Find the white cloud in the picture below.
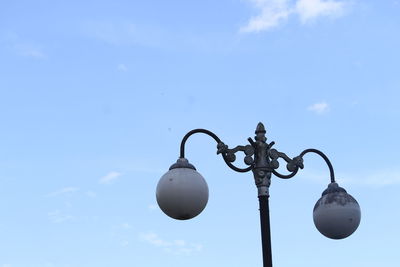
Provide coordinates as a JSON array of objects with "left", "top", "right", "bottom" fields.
[
  {"left": 296, "top": 0, "right": 346, "bottom": 23},
  {"left": 140, "top": 232, "right": 203, "bottom": 255},
  {"left": 241, "top": 0, "right": 350, "bottom": 32},
  {"left": 46, "top": 187, "right": 80, "bottom": 197},
  {"left": 117, "top": 63, "right": 128, "bottom": 72},
  {"left": 240, "top": 0, "right": 293, "bottom": 33},
  {"left": 99, "top": 171, "right": 122, "bottom": 184},
  {"left": 307, "top": 101, "right": 329, "bottom": 114},
  {"left": 48, "top": 210, "right": 74, "bottom": 223},
  {"left": 2, "top": 264, "right": 12, "bottom": 267}
]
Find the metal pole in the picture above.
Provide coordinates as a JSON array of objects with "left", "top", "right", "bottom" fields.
[
  {"left": 259, "top": 195, "right": 273, "bottom": 267},
  {"left": 251, "top": 123, "right": 273, "bottom": 266}
]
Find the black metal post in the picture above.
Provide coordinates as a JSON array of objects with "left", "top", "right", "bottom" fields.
[
  {"left": 259, "top": 195, "right": 273, "bottom": 267},
  {"left": 258, "top": 196, "right": 272, "bottom": 267}
]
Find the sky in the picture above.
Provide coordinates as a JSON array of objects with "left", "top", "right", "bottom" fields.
[{"left": 0, "top": 0, "right": 400, "bottom": 266}]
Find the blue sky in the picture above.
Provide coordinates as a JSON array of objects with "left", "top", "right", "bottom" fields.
[{"left": 0, "top": 0, "right": 400, "bottom": 266}]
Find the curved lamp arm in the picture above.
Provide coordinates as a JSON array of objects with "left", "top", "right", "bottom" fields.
[
  {"left": 299, "top": 149, "right": 336, "bottom": 183},
  {"left": 272, "top": 148, "right": 336, "bottom": 183},
  {"left": 179, "top": 129, "right": 252, "bottom": 173}
]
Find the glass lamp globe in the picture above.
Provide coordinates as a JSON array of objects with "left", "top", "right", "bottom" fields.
[
  {"left": 156, "top": 158, "right": 208, "bottom": 220},
  {"left": 313, "top": 182, "right": 361, "bottom": 239}
]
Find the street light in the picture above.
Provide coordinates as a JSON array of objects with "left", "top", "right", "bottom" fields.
[{"left": 156, "top": 122, "right": 361, "bottom": 267}]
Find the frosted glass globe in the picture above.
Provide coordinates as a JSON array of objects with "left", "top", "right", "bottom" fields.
[
  {"left": 313, "top": 183, "right": 361, "bottom": 239},
  {"left": 156, "top": 159, "right": 208, "bottom": 220}
]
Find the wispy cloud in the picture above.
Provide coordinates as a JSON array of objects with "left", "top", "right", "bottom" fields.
[
  {"left": 82, "top": 20, "right": 166, "bottom": 47},
  {"left": 140, "top": 232, "right": 203, "bottom": 255},
  {"left": 241, "top": 0, "right": 350, "bottom": 33},
  {"left": 121, "top": 222, "right": 132, "bottom": 229},
  {"left": 99, "top": 171, "right": 122, "bottom": 184},
  {"left": 82, "top": 21, "right": 135, "bottom": 45},
  {"left": 307, "top": 101, "right": 329, "bottom": 114},
  {"left": 121, "top": 240, "right": 130, "bottom": 247},
  {"left": 296, "top": 0, "right": 347, "bottom": 23},
  {"left": 1, "top": 31, "right": 46, "bottom": 59},
  {"left": 46, "top": 187, "right": 80, "bottom": 197},
  {"left": 48, "top": 210, "right": 74, "bottom": 223},
  {"left": 297, "top": 168, "right": 400, "bottom": 187},
  {"left": 86, "top": 190, "right": 97, "bottom": 198},
  {"left": 117, "top": 63, "right": 128, "bottom": 72},
  {"left": 109, "top": 222, "right": 134, "bottom": 247},
  {"left": 339, "top": 169, "right": 400, "bottom": 187},
  {"left": 240, "top": 0, "right": 292, "bottom": 33},
  {"left": 13, "top": 43, "right": 46, "bottom": 59},
  {"left": 81, "top": 20, "right": 233, "bottom": 53}
]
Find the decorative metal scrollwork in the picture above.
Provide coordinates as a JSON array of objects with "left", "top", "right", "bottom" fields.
[
  {"left": 217, "top": 142, "right": 255, "bottom": 166},
  {"left": 268, "top": 149, "right": 304, "bottom": 171},
  {"left": 264, "top": 147, "right": 305, "bottom": 179},
  {"left": 178, "top": 124, "right": 335, "bottom": 182}
]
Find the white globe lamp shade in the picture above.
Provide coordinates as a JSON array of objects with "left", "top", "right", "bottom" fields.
[
  {"left": 156, "top": 158, "right": 208, "bottom": 220},
  {"left": 313, "top": 182, "right": 361, "bottom": 239}
]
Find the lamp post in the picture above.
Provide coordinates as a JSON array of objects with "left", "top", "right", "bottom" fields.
[{"left": 156, "top": 122, "right": 361, "bottom": 267}]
